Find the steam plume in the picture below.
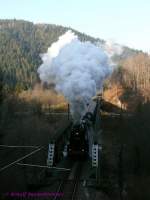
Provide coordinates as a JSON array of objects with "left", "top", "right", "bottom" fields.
[
  {"left": 38, "top": 30, "right": 112, "bottom": 121},
  {"left": 103, "top": 40, "right": 123, "bottom": 57}
]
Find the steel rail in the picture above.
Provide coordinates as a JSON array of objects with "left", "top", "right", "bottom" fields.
[
  {"left": 0, "top": 147, "right": 44, "bottom": 172},
  {"left": 17, "top": 162, "right": 71, "bottom": 171},
  {"left": 70, "top": 162, "right": 82, "bottom": 200},
  {"left": 52, "top": 162, "right": 82, "bottom": 200},
  {"left": 52, "top": 180, "right": 64, "bottom": 200},
  {"left": 0, "top": 145, "right": 40, "bottom": 148}
]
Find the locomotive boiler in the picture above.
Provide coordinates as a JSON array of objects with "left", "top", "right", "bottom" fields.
[{"left": 67, "top": 100, "right": 98, "bottom": 159}]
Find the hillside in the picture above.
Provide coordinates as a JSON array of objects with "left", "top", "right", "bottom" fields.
[
  {"left": 0, "top": 19, "right": 102, "bottom": 90},
  {"left": 0, "top": 19, "right": 140, "bottom": 91},
  {"left": 0, "top": 19, "right": 149, "bottom": 113},
  {"left": 0, "top": 20, "right": 150, "bottom": 200}
]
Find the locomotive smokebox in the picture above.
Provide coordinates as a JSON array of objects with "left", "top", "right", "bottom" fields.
[{"left": 67, "top": 100, "right": 98, "bottom": 159}]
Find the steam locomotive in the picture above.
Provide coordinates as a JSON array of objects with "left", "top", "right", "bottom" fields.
[{"left": 67, "top": 101, "right": 98, "bottom": 159}]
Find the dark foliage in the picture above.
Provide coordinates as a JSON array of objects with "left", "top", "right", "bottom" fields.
[
  {"left": 0, "top": 19, "right": 103, "bottom": 90},
  {"left": 0, "top": 19, "right": 140, "bottom": 92}
]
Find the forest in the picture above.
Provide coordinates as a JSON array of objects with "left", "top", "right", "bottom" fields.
[
  {"left": 0, "top": 19, "right": 140, "bottom": 91},
  {"left": 0, "top": 18, "right": 150, "bottom": 154},
  {"left": 0, "top": 19, "right": 150, "bottom": 200}
]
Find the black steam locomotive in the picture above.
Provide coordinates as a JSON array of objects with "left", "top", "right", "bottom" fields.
[
  {"left": 67, "top": 122, "right": 89, "bottom": 159},
  {"left": 67, "top": 101, "right": 98, "bottom": 159}
]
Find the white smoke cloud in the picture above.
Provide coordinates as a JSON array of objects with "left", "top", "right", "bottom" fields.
[
  {"left": 101, "top": 40, "right": 123, "bottom": 58},
  {"left": 38, "top": 30, "right": 113, "bottom": 121}
]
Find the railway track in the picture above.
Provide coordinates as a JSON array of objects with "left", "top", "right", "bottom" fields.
[{"left": 52, "top": 162, "right": 82, "bottom": 200}]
